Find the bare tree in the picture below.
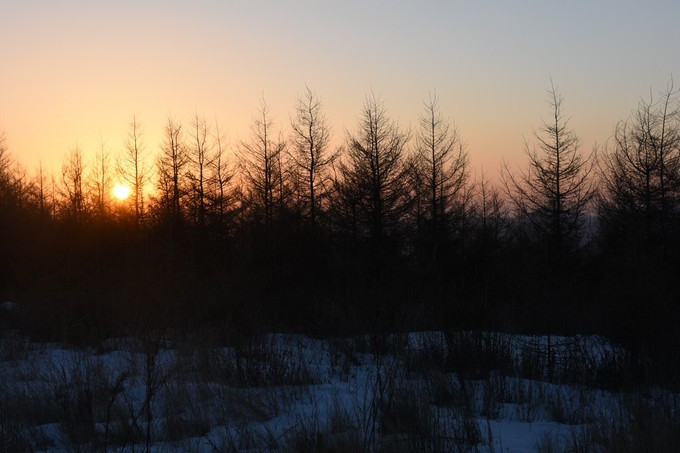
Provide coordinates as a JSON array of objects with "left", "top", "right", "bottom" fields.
[
  {"left": 501, "top": 84, "right": 596, "bottom": 380},
  {"left": 0, "top": 130, "right": 8, "bottom": 184},
  {"left": 289, "top": 86, "right": 336, "bottom": 226},
  {"left": 187, "top": 113, "right": 211, "bottom": 228},
  {"left": 405, "top": 154, "right": 428, "bottom": 242},
  {"left": 118, "top": 115, "right": 150, "bottom": 227},
  {"left": 89, "top": 135, "right": 112, "bottom": 217},
  {"left": 35, "top": 161, "right": 57, "bottom": 217},
  {"left": 208, "top": 121, "right": 235, "bottom": 228},
  {"left": 0, "top": 130, "right": 11, "bottom": 209},
  {"left": 7, "top": 163, "right": 32, "bottom": 212},
  {"left": 61, "top": 145, "right": 87, "bottom": 219},
  {"left": 36, "top": 160, "right": 50, "bottom": 216},
  {"left": 476, "top": 170, "right": 506, "bottom": 256},
  {"left": 502, "top": 82, "right": 595, "bottom": 256},
  {"left": 599, "top": 82, "right": 680, "bottom": 244},
  {"left": 237, "top": 98, "right": 286, "bottom": 225},
  {"left": 339, "top": 93, "right": 411, "bottom": 246},
  {"left": 413, "top": 93, "right": 469, "bottom": 242},
  {"left": 157, "top": 115, "right": 189, "bottom": 225},
  {"left": 0, "top": 137, "right": 43, "bottom": 215}
]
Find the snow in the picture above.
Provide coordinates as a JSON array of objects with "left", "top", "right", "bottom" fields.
[
  {"left": 0, "top": 300, "right": 19, "bottom": 312},
  {"left": 0, "top": 330, "right": 673, "bottom": 451}
]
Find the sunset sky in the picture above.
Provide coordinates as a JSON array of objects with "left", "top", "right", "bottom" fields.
[{"left": 1, "top": 0, "right": 679, "bottom": 180}]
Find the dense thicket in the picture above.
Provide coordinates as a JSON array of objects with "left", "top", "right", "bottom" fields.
[{"left": 1, "top": 86, "right": 679, "bottom": 387}]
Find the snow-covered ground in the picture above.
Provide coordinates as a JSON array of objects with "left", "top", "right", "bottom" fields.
[{"left": 0, "top": 330, "right": 677, "bottom": 451}]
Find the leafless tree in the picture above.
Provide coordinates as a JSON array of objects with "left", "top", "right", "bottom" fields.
[
  {"left": 33, "top": 160, "right": 57, "bottom": 217},
  {"left": 187, "top": 113, "right": 211, "bottom": 228},
  {"left": 0, "top": 135, "right": 45, "bottom": 216},
  {"left": 89, "top": 135, "right": 112, "bottom": 217},
  {"left": 502, "top": 84, "right": 596, "bottom": 380},
  {"left": 61, "top": 145, "right": 87, "bottom": 219},
  {"left": 237, "top": 98, "right": 286, "bottom": 224},
  {"left": 414, "top": 93, "right": 469, "bottom": 238},
  {"left": 289, "top": 87, "right": 337, "bottom": 226},
  {"left": 502, "top": 83, "right": 595, "bottom": 255},
  {"left": 475, "top": 170, "right": 506, "bottom": 255},
  {"left": 7, "top": 163, "right": 32, "bottom": 212},
  {"left": 118, "top": 115, "right": 150, "bottom": 227},
  {"left": 339, "top": 93, "right": 411, "bottom": 245},
  {"left": 36, "top": 160, "right": 49, "bottom": 215},
  {"left": 0, "top": 131, "right": 11, "bottom": 212},
  {"left": 599, "top": 82, "right": 680, "bottom": 243},
  {"left": 157, "top": 115, "right": 189, "bottom": 224},
  {"left": 0, "top": 130, "right": 8, "bottom": 183},
  {"left": 208, "top": 121, "right": 235, "bottom": 228},
  {"left": 405, "top": 154, "right": 428, "bottom": 242}
]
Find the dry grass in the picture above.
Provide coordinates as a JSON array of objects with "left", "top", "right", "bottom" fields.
[{"left": 0, "top": 330, "right": 677, "bottom": 451}]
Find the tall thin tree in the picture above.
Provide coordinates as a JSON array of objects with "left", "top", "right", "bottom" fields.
[
  {"left": 187, "top": 113, "right": 211, "bottom": 228},
  {"left": 61, "top": 145, "right": 87, "bottom": 220},
  {"left": 157, "top": 115, "right": 188, "bottom": 225},
  {"left": 289, "top": 87, "right": 336, "bottom": 226},
  {"left": 118, "top": 115, "right": 150, "bottom": 227},
  {"left": 208, "top": 121, "right": 235, "bottom": 229},
  {"left": 502, "top": 82, "right": 595, "bottom": 257},
  {"left": 238, "top": 98, "right": 286, "bottom": 225},
  {"left": 90, "top": 135, "right": 112, "bottom": 217},
  {"left": 599, "top": 82, "right": 680, "bottom": 245},
  {"left": 340, "top": 93, "right": 410, "bottom": 247},
  {"left": 414, "top": 93, "right": 469, "bottom": 244}
]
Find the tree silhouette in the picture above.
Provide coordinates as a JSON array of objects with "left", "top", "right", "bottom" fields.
[
  {"left": 238, "top": 98, "right": 286, "bottom": 225},
  {"left": 339, "top": 93, "right": 410, "bottom": 251},
  {"left": 207, "top": 121, "right": 236, "bottom": 231},
  {"left": 157, "top": 115, "right": 188, "bottom": 226},
  {"left": 187, "top": 113, "right": 211, "bottom": 229},
  {"left": 502, "top": 83, "right": 595, "bottom": 258},
  {"left": 61, "top": 145, "right": 87, "bottom": 220},
  {"left": 0, "top": 130, "right": 9, "bottom": 192},
  {"left": 2, "top": 83, "right": 680, "bottom": 388},
  {"left": 118, "top": 115, "right": 150, "bottom": 228},
  {"left": 289, "top": 87, "right": 336, "bottom": 227},
  {"left": 89, "top": 136, "right": 112, "bottom": 217},
  {"left": 0, "top": 132, "right": 33, "bottom": 213},
  {"left": 412, "top": 93, "right": 469, "bottom": 249},
  {"left": 36, "top": 160, "right": 52, "bottom": 217},
  {"left": 599, "top": 83, "right": 680, "bottom": 246},
  {"left": 475, "top": 170, "right": 506, "bottom": 257}
]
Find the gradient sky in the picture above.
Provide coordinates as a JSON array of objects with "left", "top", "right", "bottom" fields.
[{"left": 1, "top": 0, "right": 679, "bottom": 181}]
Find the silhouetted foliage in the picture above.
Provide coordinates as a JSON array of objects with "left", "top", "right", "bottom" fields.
[
  {"left": 1, "top": 83, "right": 679, "bottom": 390},
  {"left": 238, "top": 98, "right": 287, "bottom": 225},
  {"left": 187, "top": 113, "right": 211, "bottom": 229},
  {"left": 60, "top": 146, "right": 87, "bottom": 220},
  {"left": 89, "top": 136, "right": 112, "bottom": 218},
  {"left": 502, "top": 83, "right": 596, "bottom": 259},
  {"left": 412, "top": 93, "right": 469, "bottom": 251},
  {"left": 596, "top": 82, "right": 680, "bottom": 385},
  {"left": 599, "top": 83, "right": 680, "bottom": 249},
  {"left": 156, "top": 115, "right": 189, "bottom": 227},
  {"left": 118, "top": 115, "right": 150, "bottom": 228},
  {"left": 206, "top": 122, "right": 237, "bottom": 234},
  {"left": 338, "top": 93, "right": 411, "bottom": 257},
  {"left": 289, "top": 86, "right": 337, "bottom": 227}
]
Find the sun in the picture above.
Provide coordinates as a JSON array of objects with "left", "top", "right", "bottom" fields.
[{"left": 112, "top": 184, "right": 131, "bottom": 201}]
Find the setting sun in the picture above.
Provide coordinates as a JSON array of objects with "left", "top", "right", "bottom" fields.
[{"left": 112, "top": 184, "right": 131, "bottom": 201}]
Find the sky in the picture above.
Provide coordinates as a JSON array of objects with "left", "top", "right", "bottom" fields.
[{"left": 1, "top": 0, "right": 679, "bottom": 182}]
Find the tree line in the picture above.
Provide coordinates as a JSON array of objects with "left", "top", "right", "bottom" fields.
[{"left": 1, "top": 83, "right": 679, "bottom": 384}]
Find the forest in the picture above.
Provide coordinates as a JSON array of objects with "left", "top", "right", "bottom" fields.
[{"left": 1, "top": 83, "right": 679, "bottom": 391}]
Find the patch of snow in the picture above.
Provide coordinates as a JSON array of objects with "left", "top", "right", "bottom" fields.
[{"left": 0, "top": 300, "right": 19, "bottom": 312}]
